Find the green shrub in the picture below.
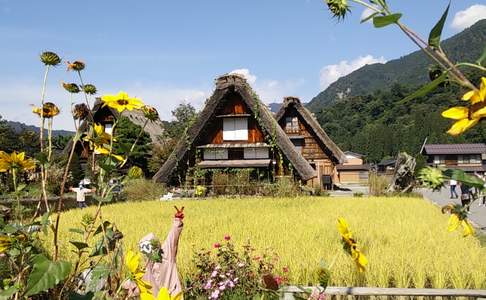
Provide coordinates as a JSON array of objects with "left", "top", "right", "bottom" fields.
[
  {"left": 123, "top": 178, "right": 166, "bottom": 201},
  {"left": 353, "top": 192, "right": 364, "bottom": 197}
]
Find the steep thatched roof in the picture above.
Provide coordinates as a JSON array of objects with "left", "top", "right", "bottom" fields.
[
  {"left": 90, "top": 99, "right": 165, "bottom": 144},
  {"left": 65, "top": 99, "right": 165, "bottom": 154},
  {"left": 153, "top": 74, "right": 317, "bottom": 183},
  {"left": 275, "top": 96, "right": 346, "bottom": 164}
]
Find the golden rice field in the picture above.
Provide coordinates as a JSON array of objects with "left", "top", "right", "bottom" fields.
[{"left": 51, "top": 197, "right": 486, "bottom": 289}]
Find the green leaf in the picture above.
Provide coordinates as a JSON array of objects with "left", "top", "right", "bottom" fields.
[
  {"left": 69, "top": 228, "right": 85, "bottom": 235},
  {"left": 361, "top": 11, "right": 380, "bottom": 24},
  {"left": 400, "top": 71, "right": 448, "bottom": 103},
  {"left": 87, "top": 264, "right": 110, "bottom": 292},
  {"left": 94, "top": 221, "right": 111, "bottom": 236},
  {"left": 443, "top": 169, "right": 485, "bottom": 189},
  {"left": 477, "top": 44, "right": 486, "bottom": 66},
  {"left": 68, "top": 292, "right": 95, "bottom": 300},
  {"left": 428, "top": 2, "right": 450, "bottom": 48},
  {"left": 373, "top": 13, "right": 402, "bottom": 28},
  {"left": 0, "top": 287, "right": 18, "bottom": 300},
  {"left": 35, "top": 152, "right": 48, "bottom": 165},
  {"left": 24, "top": 254, "right": 72, "bottom": 296},
  {"left": 69, "top": 240, "right": 89, "bottom": 250}
]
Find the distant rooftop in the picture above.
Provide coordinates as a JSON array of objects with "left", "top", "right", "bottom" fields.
[{"left": 422, "top": 143, "right": 486, "bottom": 155}]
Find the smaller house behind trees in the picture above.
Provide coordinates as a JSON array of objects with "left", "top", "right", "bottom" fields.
[
  {"left": 336, "top": 151, "right": 370, "bottom": 185},
  {"left": 421, "top": 143, "right": 486, "bottom": 173}
]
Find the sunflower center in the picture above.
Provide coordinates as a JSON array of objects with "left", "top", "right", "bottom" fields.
[{"left": 117, "top": 99, "right": 129, "bottom": 105}]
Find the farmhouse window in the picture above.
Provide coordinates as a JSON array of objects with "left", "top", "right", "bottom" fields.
[
  {"left": 104, "top": 123, "right": 113, "bottom": 135},
  {"left": 203, "top": 149, "right": 228, "bottom": 160},
  {"left": 285, "top": 117, "right": 299, "bottom": 133},
  {"left": 291, "top": 139, "right": 304, "bottom": 153},
  {"left": 458, "top": 154, "right": 481, "bottom": 164},
  {"left": 243, "top": 148, "right": 269, "bottom": 159},
  {"left": 433, "top": 155, "right": 445, "bottom": 164},
  {"left": 223, "top": 118, "right": 248, "bottom": 141}
]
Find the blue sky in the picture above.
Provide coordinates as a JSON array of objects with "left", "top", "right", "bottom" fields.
[{"left": 1, "top": 0, "right": 485, "bottom": 130}]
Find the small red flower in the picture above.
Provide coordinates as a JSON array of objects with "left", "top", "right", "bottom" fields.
[
  {"left": 253, "top": 256, "right": 261, "bottom": 261},
  {"left": 274, "top": 275, "right": 283, "bottom": 286},
  {"left": 283, "top": 266, "right": 289, "bottom": 273},
  {"left": 224, "top": 235, "right": 231, "bottom": 241},
  {"left": 213, "top": 243, "right": 221, "bottom": 248}
]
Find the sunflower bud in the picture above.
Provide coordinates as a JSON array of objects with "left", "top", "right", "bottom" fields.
[
  {"left": 67, "top": 61, "right": 85, "bottom": 71},
  {"left": 142, "top": 105, "right": 159, "bottom": 121},
  {"left": 82, "top": 84, "right": 97, "bottom": 95},
  {"left": 417, "top": 167, "right": 444, "bottom": 191},
  {"left": 72, "top": 103, "right": 90, "bottom": 120},
  {"left": 40, "top": 51, "right": 61, "bottom": 66},
  {"left": 326, "top": 0, "right": 350, "bottom": 20},
  {"left": 62, "top": 82, "right": 80, "bottom": 94},
  {"left": 32, "top": 102, "right": 60, "bottom": 118}
]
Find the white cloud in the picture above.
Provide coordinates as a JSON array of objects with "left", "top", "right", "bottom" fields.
[
  {"left": 360, "top": 6, "right": 379, "bottom": 23},
  {"left": 229, "top": 68, "right": 304, "bottom": 103},
  {"left": 229, "top": 68, "right": 257, "bottom": 84},
  {"left": 451, "top": 4, "right": 486, "bottom": 31},
  {"left": 319, "top": 55, "right": 386, "bottom": 89}
]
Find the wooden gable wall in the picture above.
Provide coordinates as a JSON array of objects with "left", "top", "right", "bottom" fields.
[
  {"left": 200, "top": 92, "right": 265, "bottom": 145},
  {"left": 278, "top": 108, "right": 330, "bottom": 161}
]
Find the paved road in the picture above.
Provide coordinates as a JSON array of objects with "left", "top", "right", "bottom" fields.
[{"left": 420, "top": 187, "right": 486, "bottom": 231}]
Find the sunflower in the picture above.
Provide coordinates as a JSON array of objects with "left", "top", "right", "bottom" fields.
[
  {"left": 32, "top": 102, "right": 60, "bottom": 118},
  {"left": 0, "top": 236, "right": 12, "bottom": 253},
  {"left": 442, "top": 204, "right": 475, "bottom": 237},
  {"left": 462, "top": 77, "right": 486, "bottom": 104},
  {"left": 101, "top": 91, "right": 144, "bottom": 112},
  {"left": 337, "top": 217, "right": 368, "bottom": 272},
  {"left": 125, "top": 250, "right": 153, "bottom": 298},
  {"left": 66, "top": 60, "right": 85, "bottom": 71},
  {"left": 142, "top": 105, "right": 159, "bottom": 122},
  {"left": 62, "top": 82, "right": 80, "bottom": 94},
  {"left": 94, "top": 145, "right": 124, "bottom": 162},
  {"left": 0, "top": 151, "right": 36, "bottom": 173}
]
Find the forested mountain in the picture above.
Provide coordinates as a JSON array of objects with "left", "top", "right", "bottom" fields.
[
  {"left": 7, "top": 120, "right": 74, "bottom": 137},
  {"left": 307, "top": 19, "right": 486, "bottom": 111},
  {"left": 315, "top": 71, "right": 486, "bottom": 163}
]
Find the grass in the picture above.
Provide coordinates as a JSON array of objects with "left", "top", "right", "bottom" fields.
[{"left": 51, "top": 196, "right": 486, "bottom": 288}]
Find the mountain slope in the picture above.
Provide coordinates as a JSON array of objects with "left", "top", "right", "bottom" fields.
[
  {"left": 307, "top": 19, "right": 486, "bottom": 111},
  {"left": 6, "top": 120, "right": 74, "bottom": 137}
]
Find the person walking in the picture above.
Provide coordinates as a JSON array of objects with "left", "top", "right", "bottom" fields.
[
  {"left": 459, "top": 182, "right": 471, "bottom": 211},
  {"left": 69, "top": 181, "right": 95, "bottom": 209},
  {"left": 449, "top": 179, "right": 458, "bottom": 199}
]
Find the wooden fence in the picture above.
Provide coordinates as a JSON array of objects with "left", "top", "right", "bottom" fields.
[{"left": 280, "top": 286, "right": 486, "bottom": 299}]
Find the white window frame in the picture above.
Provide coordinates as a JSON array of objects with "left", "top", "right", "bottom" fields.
[
  {"left": 223, "top": 118, "right": 248, "bottom": 141},
  {"left": 203, "top": 149, "right": 228, "bottom": 160}
]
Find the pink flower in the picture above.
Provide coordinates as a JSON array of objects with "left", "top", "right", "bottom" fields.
[
  {"left": 224, "top": 235, "right": 231, "bottom": 241},
  {"left": 213, "top": 243, "right": 221, "bottom": 248},
  {"left": 283, "top": 266, "right": 289, "bottom": 273},
  {"left": 237, "top": 262, "right": 245, "bottom": 267},
  {"left": 204, "top": 280, "right": 213, "bottom": 290},
  {"left": 210, "top": 289, "right": 220, "bottom": 299},
  {"left": 211, "top": 270, "right": 218, "bottom": 278},
  {"left": 274, "top": 275, "right": 283, "bottom": 286}
]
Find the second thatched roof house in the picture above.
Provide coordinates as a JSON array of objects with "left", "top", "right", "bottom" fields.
[
  {"left": 153, "top": 74, "right": 316, "bottom": 186},
  {"left": 275, "top": 96, "right": 346, "bottom": 189}
]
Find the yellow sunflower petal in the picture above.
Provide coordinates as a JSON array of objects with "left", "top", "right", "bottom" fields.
[
  {"left": 157, "top": 288, "right": 172, "bottom": 300},
  {"left": 337, "top": 217, "right": 350, "bottom": 237},
  {"left": 447, "top": 214, "right": 460, "bottom": 232},
  {"left": 472, "top": 105, "right": 486, "bottom": 119},
  {"left": 462, "top": 90, "right": 476, "bottom": 101},
  {"left": 441, "top": 107, "right": 469, "bottom": 120},
  {"left": 461, "top": 220, "right": 474, "bottom": 237},
  {"left": 140, "top": 291, "right": 155, "bottom": 300},
  {"left": 446, "top": 118, "right": 479, "bottom": 136},
  {"left": 125, "top": 250, "right": 140, "bottom": 274}
]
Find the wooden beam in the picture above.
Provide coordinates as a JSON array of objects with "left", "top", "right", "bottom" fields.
[{"left": 281, "top": 286, "right": 486, "bottom": 297}]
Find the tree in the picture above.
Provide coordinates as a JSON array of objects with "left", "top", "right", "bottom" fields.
[
  {"left": 164, "top": 103, "right": 197, "bottom": 139},
  {"left": 113, "top": 117, "right": 152, "bottom": 172}
]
